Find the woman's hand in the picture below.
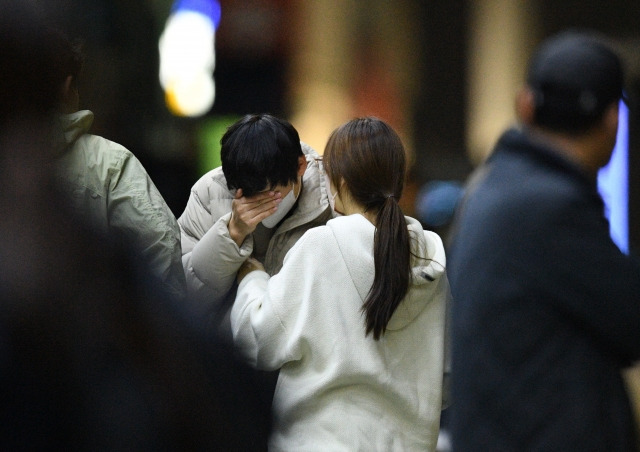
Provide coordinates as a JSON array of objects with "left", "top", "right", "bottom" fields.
[{"left": 237, "top": 257, "right": 265, "bottom": 283}]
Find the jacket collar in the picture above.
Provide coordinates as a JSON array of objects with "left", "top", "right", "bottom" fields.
[
  {"left": 54, "top": 110, "right": 94, "bottom": 156},
  {"left": 273, "top": 143, "right": 332, "bottom": 232},
  {"left": 494, "top": 127, "right": 598, "bottom": 192}
]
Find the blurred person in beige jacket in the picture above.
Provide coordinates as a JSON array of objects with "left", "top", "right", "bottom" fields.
[{"left": 51, "top": 29, "right": 186, "bottom": 300}]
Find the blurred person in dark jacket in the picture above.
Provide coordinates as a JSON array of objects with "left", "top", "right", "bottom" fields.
[
  {"left": 0, "top": 2, "right": 270, "bottom": 450},
  {"left": 448, "top": 30, "right": 640, "bottom": 451}
]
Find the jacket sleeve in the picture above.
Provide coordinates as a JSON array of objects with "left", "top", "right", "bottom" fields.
[
  {"left": 108, "top": 151, "right": 187, "bottom": 300},
  {"left": 178, "top": 184, "right": 254, "bottom": 309},
  {"left": 519, "top": 192, "right": 640, "bottom": 364}
]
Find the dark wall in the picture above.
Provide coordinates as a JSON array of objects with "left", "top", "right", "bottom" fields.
[
  {"left": 411, "top": 0, "right": 472, "bottom": 184},
  {"left": 37, "top": 0, "right": 199, "bottom": 216}
]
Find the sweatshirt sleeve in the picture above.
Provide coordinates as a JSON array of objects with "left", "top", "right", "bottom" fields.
[
  {"left": 231, "top": 231, "right": 320, "bottom": 370},
  {"left": 231, "top": 271, "right": 290, "bottom": 370},
  {"left": 440, "top": 272, "right": 453, "bottom": 410}
]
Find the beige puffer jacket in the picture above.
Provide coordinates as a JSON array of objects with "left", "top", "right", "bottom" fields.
[{"left": 178, "top": 143, "right": 333, "bottom": 319}]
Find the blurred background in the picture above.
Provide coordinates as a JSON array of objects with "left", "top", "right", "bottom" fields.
[
  {"left": 28, "top": 0, "right": 640, "bottom": 443},
  {"left": 37, "top": 0, "right": 639, "bottom": 245}
]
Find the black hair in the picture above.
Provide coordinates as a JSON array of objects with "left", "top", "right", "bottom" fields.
[
  {"left": 0, "top": 1, "right": 61, "bottom": 124},
  {"left": 221, "top": 114, "right": 303, "bottom": 197},
  {"left": 528, "top": 31, "right": 624, "bottom": 135},
  {"left": 324, "top": 117, "right": 411, "bottom": 340}
]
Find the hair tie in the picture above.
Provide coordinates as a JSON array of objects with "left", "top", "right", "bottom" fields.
[{"left": 385, "top": 194, "right": 395, "bottom": 200}]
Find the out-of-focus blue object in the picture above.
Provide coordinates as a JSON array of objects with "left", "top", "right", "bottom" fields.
[
  {"left": 597, "top": 98, "right": 629, "bottom": 254},
  {"left": 172, "top": 0, "right": 221, "bottom": 28},
  {"left": 415, "top": 180, "right": 465, "bottom": 228}
]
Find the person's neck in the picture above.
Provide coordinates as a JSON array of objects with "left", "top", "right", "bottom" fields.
[
  {"left": 341, "top": 199, "right": 377, "bottom": 225},
  {"left": 527, "top": 126, "right": 603, "bottom": 178},
  {"left": 59, "top": 103, "right": 78, "bottom": 115}
]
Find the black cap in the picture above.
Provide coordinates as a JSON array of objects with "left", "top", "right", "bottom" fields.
[{"left": 527, "top": 31, "right": 625, "bottom": 133}]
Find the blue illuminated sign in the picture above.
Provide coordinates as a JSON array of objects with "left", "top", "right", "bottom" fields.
[
  {"left": 172, "top": 0, "right": 221, "bottom": 28},
  {"left": 597, "top": 99, "right": 629, "bottom": 254}
]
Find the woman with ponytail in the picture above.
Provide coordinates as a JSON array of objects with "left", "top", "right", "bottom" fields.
[{"left": 232, "top": 117, "right": 451, "bottom": 451}]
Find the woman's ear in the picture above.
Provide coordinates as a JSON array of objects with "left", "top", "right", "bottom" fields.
[
  {"left": 337, "top": 177, "right": 348, "bottom": 198},
  {"left": 61, "top": 75, "right": 79, "bottom": 113},
  {"left": 515, "top": 86, "right": 536, "bottom": 126},
  {"left": 603, "top": 101, "right": 620, "bottom": 136}
]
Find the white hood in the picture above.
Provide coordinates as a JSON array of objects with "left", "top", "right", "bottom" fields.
[{"left": 327, "top": 214, "right": 446, "bottom": 331}]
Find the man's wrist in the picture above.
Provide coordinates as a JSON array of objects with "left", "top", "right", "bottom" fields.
[{"left": 228, "top": 218, "right": 248, "bottom": 246}]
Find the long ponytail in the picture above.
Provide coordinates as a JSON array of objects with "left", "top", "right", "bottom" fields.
[
  {"left": 323, "top": 117, "right": 411, "bottom": 340},
  {"left": 363, "top": 195, "right": 411, "bottom": 339}
]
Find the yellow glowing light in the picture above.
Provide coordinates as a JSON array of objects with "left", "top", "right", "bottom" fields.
[{"left": 165, "top": 75, "right": 215, "bottom": 117}]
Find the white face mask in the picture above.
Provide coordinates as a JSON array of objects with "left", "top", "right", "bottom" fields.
[{"left": 262, "top": 181, "right": 299, "bottom": 228}]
